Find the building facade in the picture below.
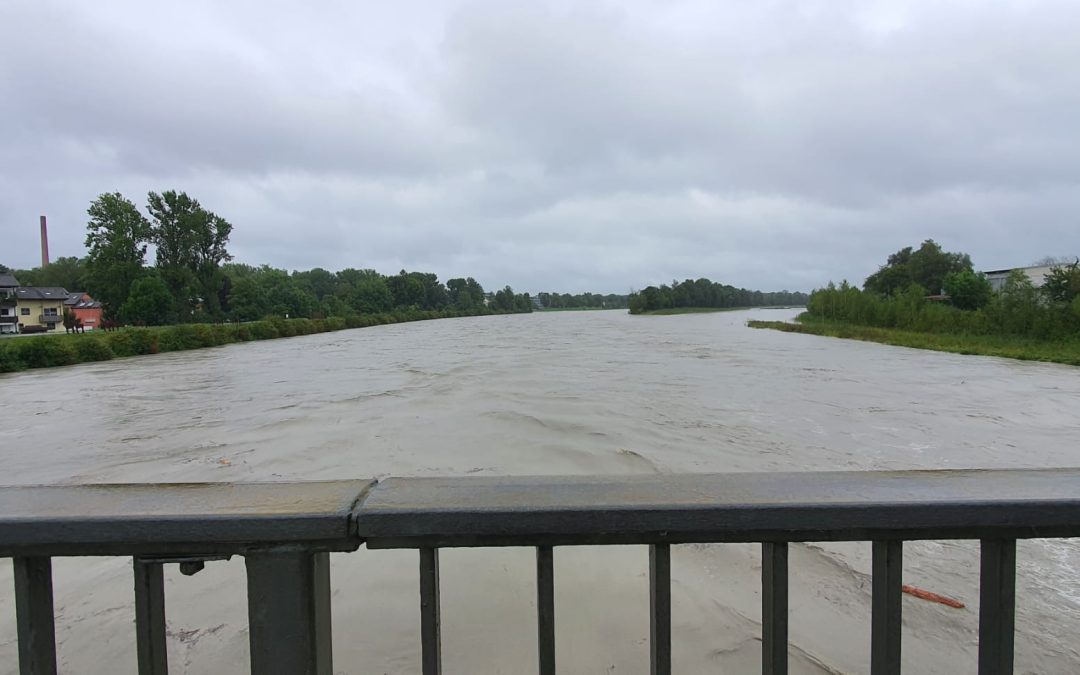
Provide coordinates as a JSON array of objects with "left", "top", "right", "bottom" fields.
[
  {"left": 15, "top": 287, "right": 69, "bottom": 332},
  {"left": 983, "top": 265, "right": 1055, "bottom": 293},
  {"left": 65, "top": 292, "right": 104, "bottom": 330},
  {"left": 0, "top": 274, "right": 18, "bottom": 334}
]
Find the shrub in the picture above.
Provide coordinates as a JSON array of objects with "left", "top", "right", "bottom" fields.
[
  {"left": 73, "top": 336, "right": 114, "bottom": 362},
  {"left": 10, "top": 336, "right": 79, "bottom": 368}
]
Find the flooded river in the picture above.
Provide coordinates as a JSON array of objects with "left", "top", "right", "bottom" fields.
[{"left": 2, "top": 308, "right": 1079, "bottom": 673}]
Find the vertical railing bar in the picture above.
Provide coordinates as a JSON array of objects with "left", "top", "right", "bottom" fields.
[
  {"left": 978, "top": 539, "right": 1016, "bottom": 675},
  {"left": 761, "top": 542, "right": 788, "bottom": 675},
  {"left": 871, "top": 541, "right": 902, "bottom": 675},
  {"left": 649, "top": 543, "right": 672, "bottom": 675},
  {"left": 419, "top": 547, "right": 442, "bottom": 675},
  {"left": 246, "top": 550, "right": 333, "bottom": 675},
  {"left": 13, "top": 556, "right": 58, "bottom": 675},
  {"left": 133, "top": 558, "right": 168, "bottom": 675},
  {"left": 537, "top": 545, "right": 556, "bottom": 675}
]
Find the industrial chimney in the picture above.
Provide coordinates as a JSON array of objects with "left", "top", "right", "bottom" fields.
[{"left": 40, "top": 215, "right": 49, "bottom": 267}]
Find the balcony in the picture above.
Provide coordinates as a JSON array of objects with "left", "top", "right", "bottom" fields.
[
  {"left": 2, "top": 468, "right": 1079, "bottom": 675},
  {"left": 38, "top": 314, "right": 62, "bottom": 324},
  {"left": 0, "top": 315, "right": 17, "bottom": 324}
]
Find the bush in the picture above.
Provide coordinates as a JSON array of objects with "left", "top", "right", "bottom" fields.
[
  {"left": 127, "top": 329, "right": 160, "bottom": 355},
  {"left": 9, "top": 336, "right": 79, "bottom": 368},
  {"left": 0, "top": 343, "right": 24, "bottom": 372},
  {"left": 106, "top": 331, "right": 136, "bottom": 357},
  {"left": 73, "top": 336, "right": 114, "bottom": 362},
  {"left": 247, "top": 321, "right": 280, "bottom": 340}
]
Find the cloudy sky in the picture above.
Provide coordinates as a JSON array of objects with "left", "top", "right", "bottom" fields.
[{"left": 1, "top": 0, "right": 1077, "bottom": 293}]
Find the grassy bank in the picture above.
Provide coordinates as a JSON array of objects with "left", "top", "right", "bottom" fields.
[
  {"left": 748, "top": 319, "right": 1080, "bottom": 366},
  {"left": 0, "top": 308, "right": 514, "bottom": 373}
]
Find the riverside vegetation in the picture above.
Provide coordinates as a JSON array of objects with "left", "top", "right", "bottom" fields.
[
  {"left": 750, "top": 240, "right": 1080, "bottom": 366},
  {"left": 1, "top": 191, "right": 536, "bottom": 371},
  {"left": 627, "top": 278, "right": 808, "bottom": 314}
]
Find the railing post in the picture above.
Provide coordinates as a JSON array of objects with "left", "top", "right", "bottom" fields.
[
  {"left": 13, "top": 556, "right": 57, "bottom": 675},
  {"left": 871, "top": 541, "right": 902, "bottom": 675},
  {"left": 419, "top": 548, "right": 442, "bottom": 675},
  {"left": 761, "top": 542, "right": 788, "bottom": 675},
  {"left": 978, "top": 539, "right": 1016, "bottom": 675},
  {"left": 537, "top": 545, "right": 556, "bottom": 675},
  {"left": 649, "top": 543, "right": 671, "bottom": 675},
  {"left": 133, "top": 558, "right": 169, "bottom": 675},
  {"left": 246, "top": 550, "right": 333, "bottom": 675}
]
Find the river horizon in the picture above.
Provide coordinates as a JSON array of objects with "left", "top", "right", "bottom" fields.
[{"left": 2, "top": 308, "right": 1079, "bottom": 673}]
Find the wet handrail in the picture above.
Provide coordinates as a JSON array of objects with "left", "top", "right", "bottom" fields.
[{"left": 4, "top": 468, "right": 1080, "bottom": 675}]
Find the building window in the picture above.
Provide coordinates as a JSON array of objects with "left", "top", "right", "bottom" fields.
[
  {"left": 0, "top": 308, "right": 10, "bottom": 316},
  {"left": 44, "top": 308, "right": 58, "bottom": 316},
  {"left": 21, "top": 308, "right": 30, "bottom": 316}
]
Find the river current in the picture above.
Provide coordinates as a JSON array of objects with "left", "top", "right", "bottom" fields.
[{"left": 1, "top": 308, "right": 1079, "bottom": 673}]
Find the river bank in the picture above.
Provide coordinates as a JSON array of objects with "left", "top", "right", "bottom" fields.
[
  {"left": 0, "top": 308, "right": 525, "bottom": 373},
  {"left": 748, "top": 319, "right": 1080, "bottom": 366}
]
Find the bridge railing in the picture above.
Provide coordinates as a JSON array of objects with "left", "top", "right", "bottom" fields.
[{"left": 3, "top": 469, "right": 1080, "bottom": 675}]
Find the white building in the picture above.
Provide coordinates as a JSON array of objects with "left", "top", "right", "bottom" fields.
[
  {"left": 982, "top": 265, "right": 1055, "bottom": 293},
  {"left": 0, "top": 273, "right": 19, "bottom": 334}
]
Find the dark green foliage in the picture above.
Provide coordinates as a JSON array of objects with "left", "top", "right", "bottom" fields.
[
  {"left": 121, "top": 275, "right": 175, "bottom": 325},
  {"left": 628, "top": 278, "right": 809, "bottom": 314},
  {"left": 85, "top": 193, "right": 151, "bottom": 318},
  {"left": 943, "top": 269, "right": 993, "bottom": 310},
  {"left": 72, "top": 337, "right": 114, "bottom": 362},
  {"left": 536, "top": 292, "right": 628, "bottom": 309},
  {"left": 864, "top": 240, "right": 972, "bottom": 296},
  {"left": 147, "top": 190, "right": 233, "bottom": 320},
  {"left": 6, "top": 337, "right": 79, "bottom": 368},
  {"left": 1042, "top": 260, "right": 1080, "bottom": 304},
  {"left": 804, "top": 271, "right": 1080, "bottom": 341},
  {"left": 10, "top": 257, "right": 87, "bottom": 293}
]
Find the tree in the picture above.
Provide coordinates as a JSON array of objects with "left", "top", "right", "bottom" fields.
[
  {"left": 120, "top": 275, "right": 175, "bottom": 325},
  {"left": 147, "top": 190, "right": 233, "bottom": 319},
  {"left": 1042, "top": 259, "right": 1080, "bottom": 304},
  {"left": 943, "top": 269, "right": 993, "bottom": 310},
  {"left": 85, "top": 193, "right": 151, "bottom": 318},
  {"left": 865, "top": 240, "right": 972, "bottom": 296}
]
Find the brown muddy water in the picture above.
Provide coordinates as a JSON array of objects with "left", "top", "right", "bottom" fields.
[{"left": 1, "top": 308, "right": 1079, "bottom": 673}]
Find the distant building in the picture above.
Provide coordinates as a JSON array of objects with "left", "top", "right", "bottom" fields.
[
  {"left": 0, "top": 274, "right": 19, "bottom": 334},
  {"left": 982, "top": 265, "right": 1055, "bottom": 293},
  {"left": 15, "top": 287, "right": 69, "bottom": 332},
  {"left": 64, "top": 292, "right": 104, "bottom": 331}
]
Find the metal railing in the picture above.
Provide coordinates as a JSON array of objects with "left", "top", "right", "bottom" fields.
[{"left": 3, "top": 469, "right": 1080, "bottom": 675}]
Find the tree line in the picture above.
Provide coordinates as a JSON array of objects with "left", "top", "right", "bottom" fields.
[
  {"left": 3, "top": 192, "right": 533, "bottom": 325},
  {"left": 804, "top": 240, "right": 1080, "bottom": 340},
  {"left": 627, "top": 278, "right": 809, "bottom": 314},
  {"left": 535, "top": 292, "right": 629, "bottom": 309}
]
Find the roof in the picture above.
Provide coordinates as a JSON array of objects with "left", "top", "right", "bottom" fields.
[
  {"left": 64, "top": 292, "right": 102, "bottom": 309},
  {"left": 0, "top": 274, "right": 19, "bottom": 288},
  {"left": 15, "top": 287, "right": 69, "bottom": 300}
]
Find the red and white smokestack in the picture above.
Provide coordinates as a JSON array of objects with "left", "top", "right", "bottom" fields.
[{"left": 40, "top": 215, "right": 49, "bottom": 267}]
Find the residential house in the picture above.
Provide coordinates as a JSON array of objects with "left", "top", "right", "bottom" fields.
[
  {"left": 15, "top": 287, "right": 69, "bottom": 332},
  {"left": 0, "top": 273, "right": 18, "bottom": 334},
  {"left": 64, "top": 292, "right": 104, "bottom": 331}
]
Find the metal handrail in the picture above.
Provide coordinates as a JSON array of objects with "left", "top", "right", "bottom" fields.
[{"left": 4, "top": 468, "right": 1080, "bottom": 675}]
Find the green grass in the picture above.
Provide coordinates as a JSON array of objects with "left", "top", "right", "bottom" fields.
[
  {"left": 0, "top": 308, "right": 523, "bottom": 373},
  {"left": 748, "top": 319, "right": 1080, "bottom": 366}
]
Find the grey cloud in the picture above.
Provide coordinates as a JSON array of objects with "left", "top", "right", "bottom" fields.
[{"left": 1, "top": 0, "right": 1078, "bottom": 293}]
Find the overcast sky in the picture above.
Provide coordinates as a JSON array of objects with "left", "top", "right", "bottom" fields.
[{"left": 1, "top": 0, "right": 1077, "bottom": 293}]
